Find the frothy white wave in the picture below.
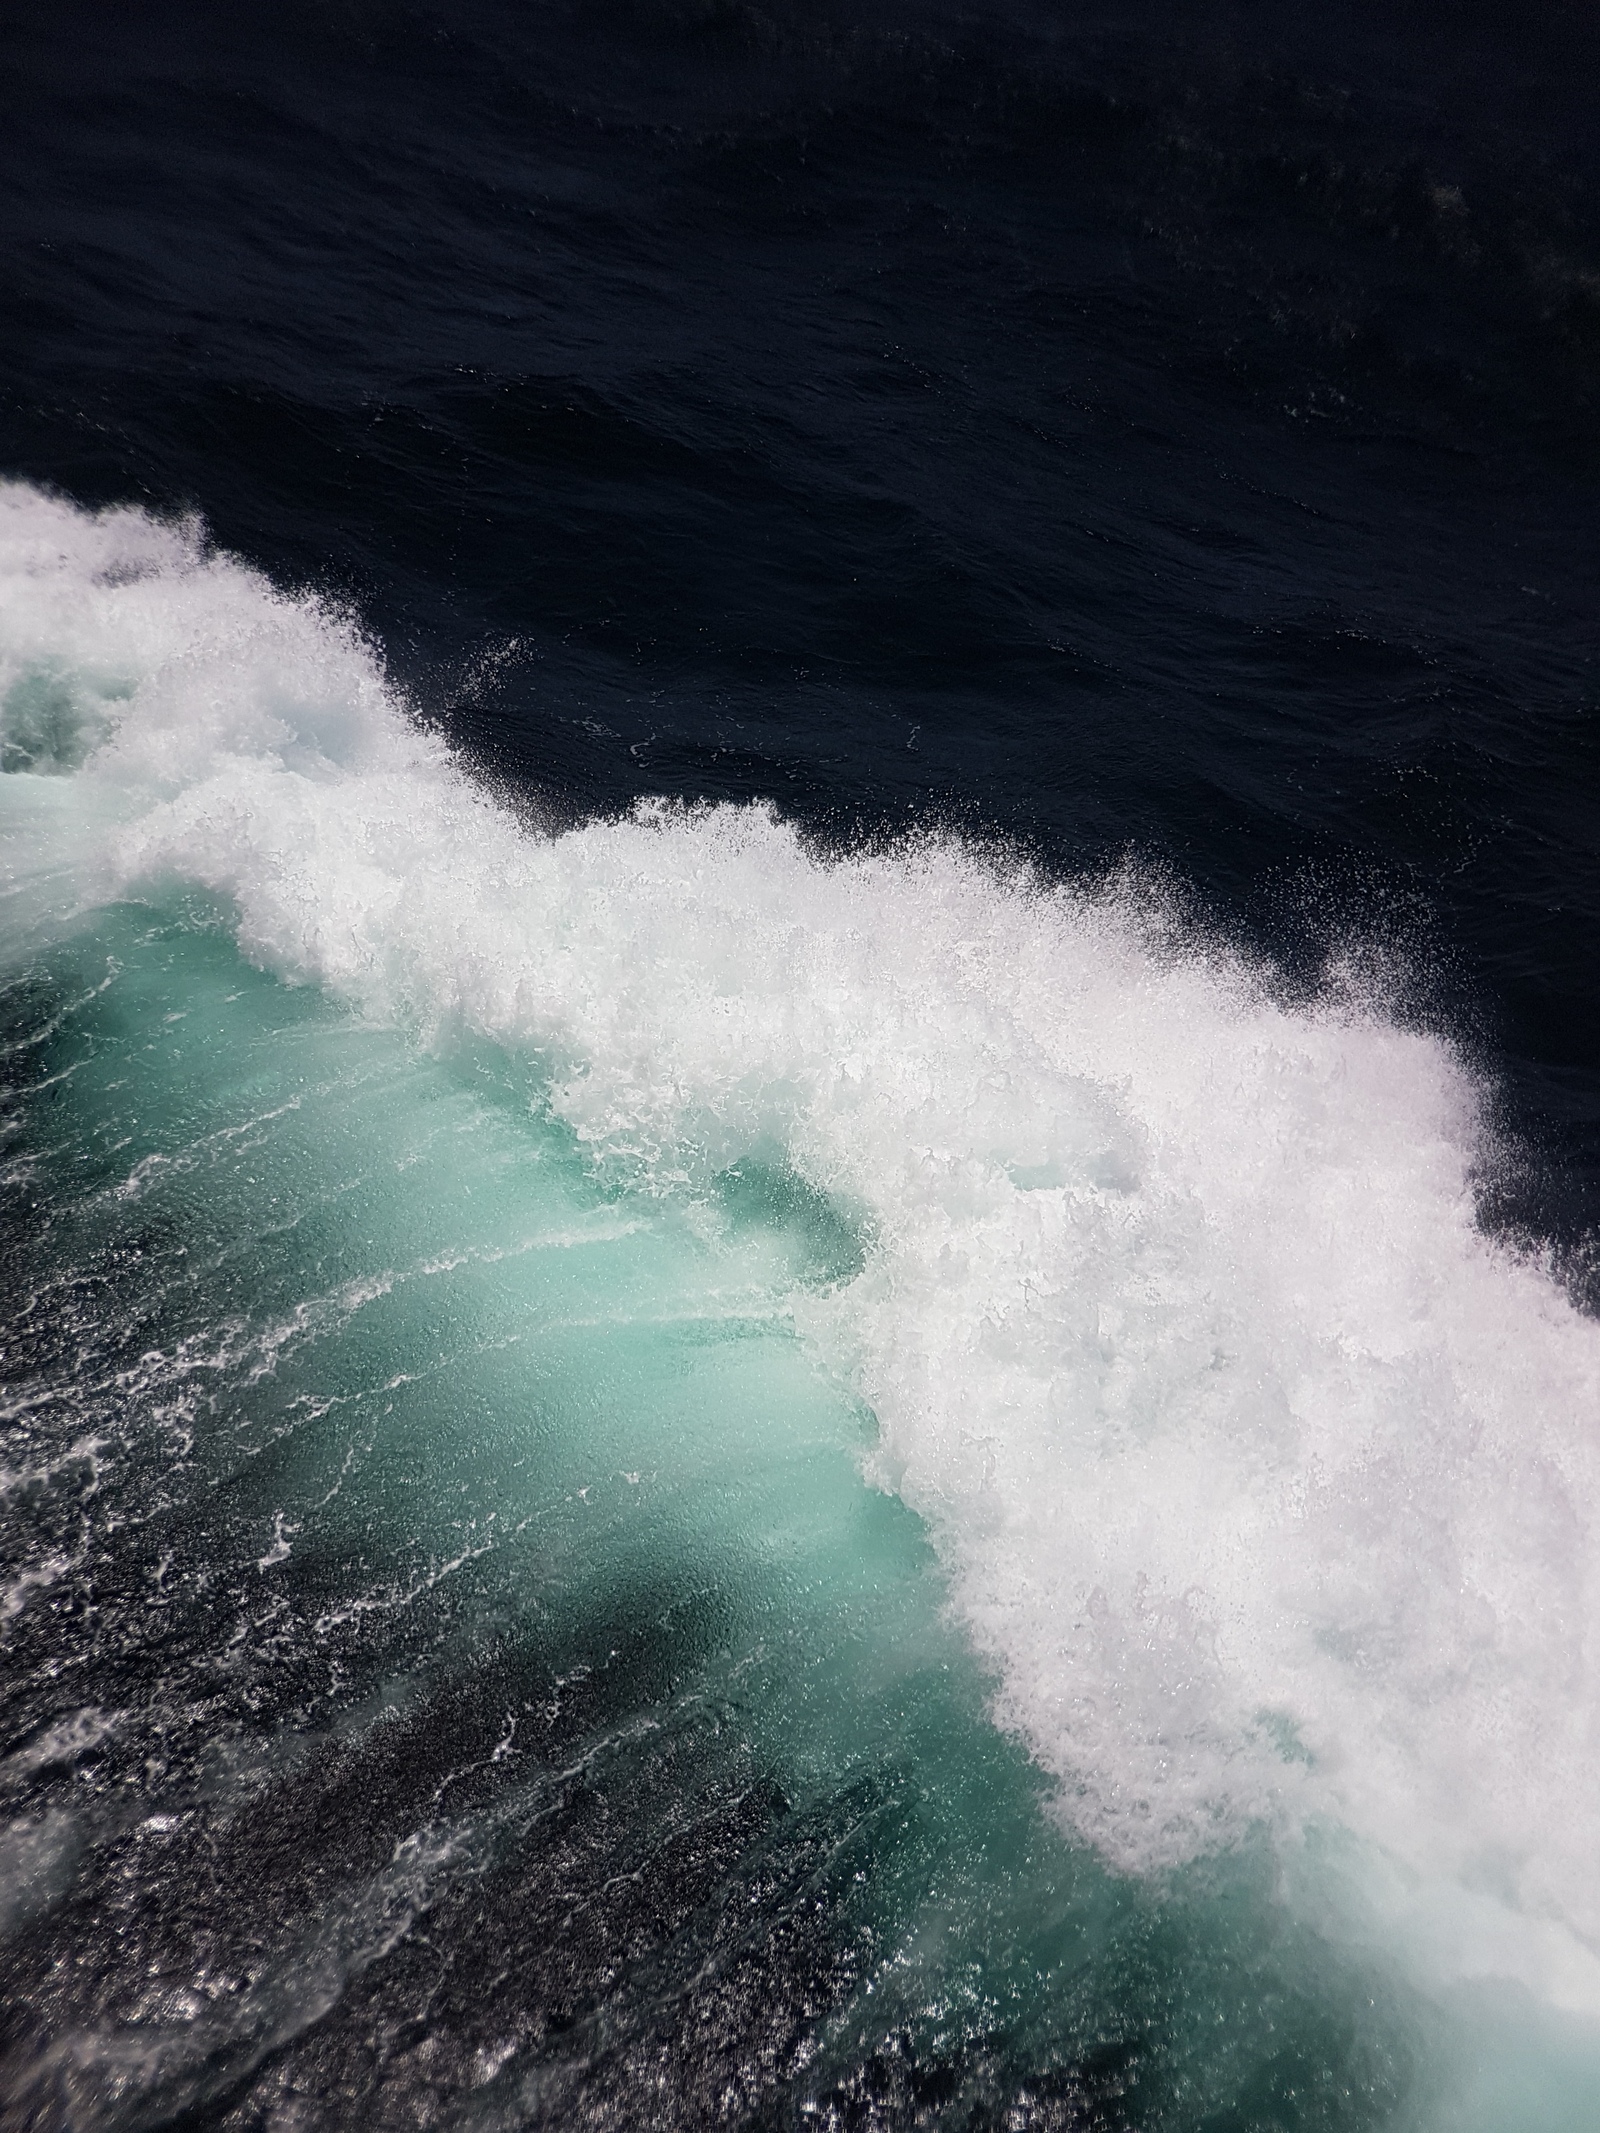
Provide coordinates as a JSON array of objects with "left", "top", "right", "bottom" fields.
[{"left": 5, "top": 482, "right": 1600, "bottom": 2013}]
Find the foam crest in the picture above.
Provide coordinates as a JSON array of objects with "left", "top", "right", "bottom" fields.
[{"left": 5, "top": 482, "right": 1600, "bottom": 2009}]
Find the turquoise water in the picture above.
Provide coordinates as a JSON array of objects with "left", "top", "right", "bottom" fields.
[
  {"left": 0, "top": 891, "right": 1415, "bottom": 2131},
  {"left": 4, "top": 487, "right": 1600, "bottom": 2130}
]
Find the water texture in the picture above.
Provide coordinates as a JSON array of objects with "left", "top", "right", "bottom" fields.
[{"left": 2, "top": 4, "right": 1599, "bottom": 2129}]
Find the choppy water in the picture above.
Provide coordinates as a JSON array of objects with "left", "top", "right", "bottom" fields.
[{"left": 3, "top": 5, "right": 1599, "bottom": 2129}]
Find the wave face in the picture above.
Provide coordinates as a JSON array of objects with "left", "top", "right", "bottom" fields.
[{"left": 5, "top": 481, "right": 1600, "bottom": 2130}]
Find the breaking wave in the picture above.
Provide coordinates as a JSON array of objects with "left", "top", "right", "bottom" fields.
[{"left": 5, "top": 479, "right": 1600, "bottom": 2032}]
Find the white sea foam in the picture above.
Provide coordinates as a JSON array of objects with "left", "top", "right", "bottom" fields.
[{"left": 5, "top": 481, "right": 1600, "bottom": 2017}]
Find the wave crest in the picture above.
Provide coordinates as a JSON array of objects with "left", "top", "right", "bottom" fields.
[{"left": 6, "top": 479, "right": 1600, "bottom": 2009}]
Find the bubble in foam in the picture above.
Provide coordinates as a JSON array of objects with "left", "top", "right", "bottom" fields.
[{"left": 5, "top": 479, "right": 1600, "bottom": 2007}]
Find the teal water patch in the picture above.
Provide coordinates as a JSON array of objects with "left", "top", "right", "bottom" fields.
[
  {"left": 0, "top": 888, "right": 1464, "bottom": 2133},
  {"left": 0, "top": 658, "right": 128, "bottom": 775}
]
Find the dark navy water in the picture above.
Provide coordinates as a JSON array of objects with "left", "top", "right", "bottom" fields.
[
  {"left": 3, "top": 4, "right": 1599, "bottom": 2128},
  {"left": 8, "top": 0, "right": 1600, "bottom": 1236}
]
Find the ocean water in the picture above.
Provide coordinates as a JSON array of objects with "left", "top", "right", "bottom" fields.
[{"left": 2, "top": 5, "right": 1600, "bottom": 2130}]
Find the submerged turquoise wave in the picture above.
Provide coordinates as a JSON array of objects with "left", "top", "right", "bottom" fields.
[
  {"left": 3, "top": 483, "right": 1600, "bottom": 2130},
  {"left": 0, "top": 890, "right": 1427, "bottom": 2132}
]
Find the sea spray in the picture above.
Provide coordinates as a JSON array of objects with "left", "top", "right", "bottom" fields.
[{"left": 4, "top": 480, "right": 1600, "bottom": 2127}]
